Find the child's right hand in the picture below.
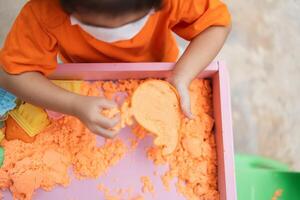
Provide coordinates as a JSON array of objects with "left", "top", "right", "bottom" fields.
[{"left": 72, "top": 96, "right": 120, "bottom": 138}]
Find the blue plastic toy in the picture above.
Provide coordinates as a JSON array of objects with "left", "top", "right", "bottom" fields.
[{"left": 0, "top": 88, "right": 17, "bottom": 116}]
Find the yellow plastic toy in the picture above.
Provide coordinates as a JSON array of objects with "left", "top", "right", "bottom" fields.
[
  {"left": 52, "top": 80, "right": 83, "bottom": 94},
  {"left": 0, "top": 128, "right": 5, "bottom": 143},
  {"left": 9, "top": 103, "right": 50, "bottom": 137}
]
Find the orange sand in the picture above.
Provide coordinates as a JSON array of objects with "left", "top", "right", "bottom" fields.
[
  {"left": 0, "top": 79, "right": 218, "bottom": 200},
  {"left": 140, "top": 176, "right": 155, "bottom": 194},
  {"left": 98, "top": 183, "right": 121, "bottom": 200},
  {"left": 132, "top": 80, "right": 181, "bottom": 155},
  {"left": 146, "top": 79, "right": 218, "bottom": 200},
  {"left": 101, "top": 108, "right": 122, "bottom": 131},
  {"left": 101, "top": 100, "right": 134, "bottom": 132},
  {"left": 98, "top": 183, "right": 144, "bottom": 200},
  {"left": 0, "top": 82, "right": 128, "bottom": 200},
  {"left": 5, "top": 116, "right": 36, "bottom": 143},
  {"left": 99, "top": 79, "right": 218, "bottom": 200}
]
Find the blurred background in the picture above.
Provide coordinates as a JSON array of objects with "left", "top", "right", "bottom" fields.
[{"left": 1, "top": 0, "right": 300, "bottom": 169}]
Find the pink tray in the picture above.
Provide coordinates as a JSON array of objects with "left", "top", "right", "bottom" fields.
[{"left": 2, "top": 62, "right": 236, "bottom": 200}]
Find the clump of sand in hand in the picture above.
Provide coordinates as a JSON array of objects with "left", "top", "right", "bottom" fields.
[{"left": 131, "top": 80, "right": 181, "bottom": 155}]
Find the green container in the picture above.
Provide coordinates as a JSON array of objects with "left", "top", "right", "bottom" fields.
[{"left": 235, "top": 154, "right": 300, "bottom": 200}]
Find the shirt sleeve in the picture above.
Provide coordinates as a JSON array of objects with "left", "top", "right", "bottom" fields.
[
  {"left": 170, "top": 0, "right": 231, "bottom": 41},
  {"left": 0, "top": 2, "right": 58, "bottom": 76}
]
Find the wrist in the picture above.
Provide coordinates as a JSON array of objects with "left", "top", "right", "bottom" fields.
[
  {"left": 170, "top": 65, "right": 192, "bottom": 86},
  {"left": 169, "top": 74, "right": 190, "bottom": 87},
  {"left": 69, "top": 94, "right": 84, "bottom": 117}
]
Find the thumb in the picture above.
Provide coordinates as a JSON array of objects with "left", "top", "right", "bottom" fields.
[{"left": 176, "top": 85, "right": 195, "bottom": 119}]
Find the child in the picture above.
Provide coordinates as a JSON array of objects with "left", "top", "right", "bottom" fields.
[{"left": 0, "top": 0, "right": 231, "bottom": 138}]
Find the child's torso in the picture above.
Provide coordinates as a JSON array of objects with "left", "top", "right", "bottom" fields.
[{"left": 32, "top": 0, "right": 180, "bottom": 63}]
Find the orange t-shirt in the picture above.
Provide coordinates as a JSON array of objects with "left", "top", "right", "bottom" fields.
[{"left": 0, "top": 0, "right": 231, "bottom": 76}]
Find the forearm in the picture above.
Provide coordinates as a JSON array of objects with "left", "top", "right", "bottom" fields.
[
  {"left": 0, "top": 69, "right": 79, "bottom": 116},
  {"left": 172, "top": 25, "right": 231, "bottom": 84}
]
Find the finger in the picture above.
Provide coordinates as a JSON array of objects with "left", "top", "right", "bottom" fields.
[
  {"left": 178, "top": 89, "right": 195, "bottom": 119},
  {"left": 180, "top": 98, "right": 194, "bottom": 119},
  {"left": 91, "top": 126, "right": 118, "bottom": 139},
  {"left": 98, "top": 98, "right": 118, "bottom": 109},
  {"left": 96, "top": 114, "right": 121, "bottom": 129}
]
